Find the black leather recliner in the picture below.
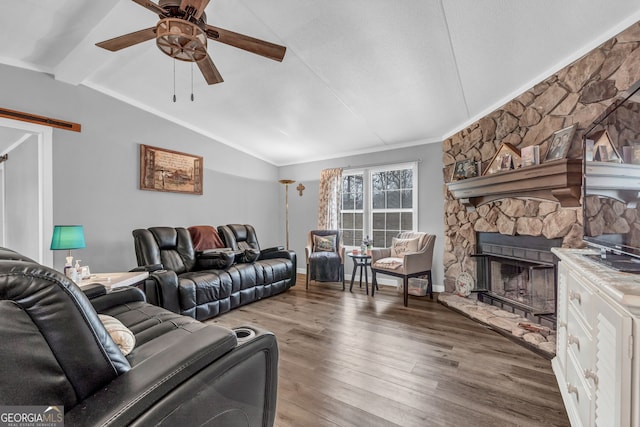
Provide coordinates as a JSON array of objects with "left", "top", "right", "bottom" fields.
[
  {"left": 133, "top": 225, "right": 296, "bottom": 321},
  {"left": 0, "top": 247, "right": 278, "bottom": 426}
]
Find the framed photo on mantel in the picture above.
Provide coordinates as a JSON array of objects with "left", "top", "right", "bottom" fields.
[
  {"left": 140, "top": 144, "right": 203, "bottom": 195},
  {"left": 484, "top": 143, "right": 521, "bottom": 175},
  {"left": 451, "top": 158, "right": 479, "bottom": 181},
  {"left": 544, "top": 124, "right": 576, "bottom": 162}
]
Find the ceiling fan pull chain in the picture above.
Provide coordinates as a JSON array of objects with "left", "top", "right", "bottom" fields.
[
  {"left": 173, "top": 59, "right": 177, "bottom": 103},
  {"left": 191, "top": 63, "right": 195, "bottom": 102}
]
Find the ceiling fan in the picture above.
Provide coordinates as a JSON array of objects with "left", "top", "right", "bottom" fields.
[{"left": 96, "top": 0, "right": 286, "bottom": 85}]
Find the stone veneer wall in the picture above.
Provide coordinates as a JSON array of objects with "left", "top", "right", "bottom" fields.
[{"left": 442, "top": 22, "right": 640, "bottom": 291}]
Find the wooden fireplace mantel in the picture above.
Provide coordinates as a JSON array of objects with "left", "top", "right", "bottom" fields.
[{"left": 446, "top": 159, "right": 583, "bottom": 209}]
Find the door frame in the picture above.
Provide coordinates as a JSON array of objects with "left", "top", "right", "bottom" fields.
[{"left": 0, "top": 118, "right": 53, "bottom": 266}]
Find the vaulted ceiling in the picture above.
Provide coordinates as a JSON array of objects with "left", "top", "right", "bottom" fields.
[{"left": 2, "top": 0, "right": 640, "bottom": 165}]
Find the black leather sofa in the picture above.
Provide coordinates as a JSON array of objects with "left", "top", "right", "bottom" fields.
[
  {"left": 132, "top": 224, "right": 296, "bottom": 321},
  {"left": 0, "top": 247, "right": 278, "bottom": 426}
]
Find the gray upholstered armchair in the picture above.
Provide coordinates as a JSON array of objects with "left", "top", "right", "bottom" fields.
[
  {"left": 371, "top": 232, "right": 436, "bottom": 307},
  {"left": 305, "top": 230, "right": 345, "bottom": 290}
]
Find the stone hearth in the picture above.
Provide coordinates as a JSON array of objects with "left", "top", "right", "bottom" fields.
[{"left": 439, "top": 293, "right": 556, "bottom": 358}]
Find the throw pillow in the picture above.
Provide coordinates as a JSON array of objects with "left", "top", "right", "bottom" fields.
[
  {"left": 390, "top": 237, "right": 420, "bottom": 257},
  {"left": 373, "top": 257, "right": 404, "bottom": 270},
  {"left": 188, "top": 225, "right": 225, "bottom": 251},
  {"left": 314, "top": 234, "right": 337, "bottom": 252},
  {"left": 98, "top": 314, "right": 136, "bottom": 356}
]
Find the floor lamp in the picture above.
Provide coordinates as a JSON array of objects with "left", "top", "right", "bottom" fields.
[{"left": 279, "top": 179, "right": 295, "bottom": 250}]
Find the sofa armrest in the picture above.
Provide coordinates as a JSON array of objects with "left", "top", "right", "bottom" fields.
[
  {"left": 130, "top": 263, "right": 164, "bottom": 273},
  {"left": 259, "top": 248, "right": 295, "bottom": 261},
  {"left": 65, "top": 325, "right": 240, "bottom": 427},
  {"left": 88, "top": 286, "right": 147, "bottom": 313},
  {"left": 145, "top": 270, "right": 181, "bottom": 313},
  {"left": 403, "top": 251, "right": 432, "bottom": 274},
  {"left": 260, "top": 246, "right": 285, "bottom": 255},
  {"left": 81, "top": 282, "right": 108, "bottom": 299},
  {"left": 371, "top": 248, "right": 391, "bottom": 264}
]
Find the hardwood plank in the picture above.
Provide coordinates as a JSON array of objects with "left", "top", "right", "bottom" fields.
[{"left": 209, "top": 277, "right": 570, "bottom": 426}]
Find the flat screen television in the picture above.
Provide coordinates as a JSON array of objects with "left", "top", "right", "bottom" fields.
[{"left": 582, "top": 79, "right": 640, "bottom": 272}]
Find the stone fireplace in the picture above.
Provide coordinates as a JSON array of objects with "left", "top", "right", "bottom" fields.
[{"left": 442, "top": 22, "right": 640, "bottom": 296}]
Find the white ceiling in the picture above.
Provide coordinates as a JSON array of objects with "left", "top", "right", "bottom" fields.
[{"left": 1, "top": 0, "right": 640, "bottom": 166}]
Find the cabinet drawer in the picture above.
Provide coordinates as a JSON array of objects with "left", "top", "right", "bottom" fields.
[
  {"left": 567, "top": 271, "right": 595, "bottom": 329},
  {"left": 567, "top": 305, "right": 594, "bottom": 372},
  {"left": 566, "top": 351, "right": 593, "bottom": 427}
]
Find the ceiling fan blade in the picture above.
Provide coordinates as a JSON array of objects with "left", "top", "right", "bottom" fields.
[
  {"left": 96, "top": 27, "right": 157, "bottom": 51},
  {"left": 131, "top": 0, "right": 168, "bottom": 17},
  {"left": 180, "top": 0, "right": 210, "bottom": 19},
  {"left": 197, "top": 53, "right": 224, "bottom": 85},
  {"left": 205, "top": 25, "right": 286, "bottom": 62}
]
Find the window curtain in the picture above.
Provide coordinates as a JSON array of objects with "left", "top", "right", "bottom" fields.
[{"left": 317, "top": 168, "right": 343, "bottom": 230}]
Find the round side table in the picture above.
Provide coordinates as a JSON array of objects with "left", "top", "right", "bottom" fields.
[{"left": 348, "top": 252, "right": 373, "bottom": 294}]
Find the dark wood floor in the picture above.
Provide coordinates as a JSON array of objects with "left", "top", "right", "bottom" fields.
[{"left": 209, "top": 275, "right": 569, "bottom": 427}]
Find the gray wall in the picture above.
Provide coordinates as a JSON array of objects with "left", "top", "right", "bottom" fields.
[
  {"left": 5, "top": 134, "right": 39, "bottom": 260},
  {"left": 279, "top": 143, "right": 446, "bottom": 291},
  {"left": 0, "top": 64, "right": 281, "bottom": 271},
  {"left": 0, "top": 63, "right": 445, "bottom": 284}
]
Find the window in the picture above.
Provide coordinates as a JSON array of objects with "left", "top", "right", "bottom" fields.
[
  {"left": 341, "top": 173, "right": 364, "bottom": 247},
  {"left": 340, "top": 163, "right": 417, "bottom": 248}
]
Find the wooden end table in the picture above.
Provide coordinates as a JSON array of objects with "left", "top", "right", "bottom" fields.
[{"left": 78, "top": 271, "right": 149, "bottom": 291}]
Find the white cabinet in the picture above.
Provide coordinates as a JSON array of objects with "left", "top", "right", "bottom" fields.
[{"left": 552, "top": 253, "right": 635, "bottom": 427}]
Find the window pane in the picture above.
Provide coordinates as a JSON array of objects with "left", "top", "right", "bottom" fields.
[
  {"left": 386, "top": 213, "right": 400, "bottom": 231},
  {"left": 401, "top": 212, "right": 413, "bottom": 230},
  {"left": 372, "top": 172, "right": 385, "bottom": 191},
  {"left": 355, "top": 192, "right": 363, "bottom": 209},
  {"left": 372, "top": 231, "right": 386, "bottom": 248},
  {"left": 343, "top": 230, "right": 354, "bottom": 246},
  {"left": 387, "top": 190, "right": 400, "bottom": 209},
  {"left": 386, "top": 171, "right": 401, "bottom": 190},
  {"left": 401, "top": 169, "right": 413, "bottom": 189},
  {"left": 354, "top": 230, "right": 363, "bottom": 246},
  {"left": 355, "top": 213, "right": 363, "bottom": 229},
  {"left": 342, "top": 193, "right": 351, "bottom": 210},
  {"left": 372, "top": 213, "right": 385, "bottom": 230},
  {"left": 354, "top": 174, "right": 363, "bottom": 189},
  {"left": 401, "top": 189, "right": 412, "bottom": 209},
  {"left": 372, "top": 189, "right": 384, "bottom": 209},
  {"left": 342, "top": 213, "right": 354, "bottom": 229}
]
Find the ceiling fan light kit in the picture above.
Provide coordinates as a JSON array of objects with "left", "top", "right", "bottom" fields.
[
  {"left": 96, "top": 0, "right": 286, "bottom": 85},
  {"left": 156, "top": 18, "right": 207, "bottom": 62}
]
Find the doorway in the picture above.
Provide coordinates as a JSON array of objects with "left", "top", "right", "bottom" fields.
[{"left": 0, "top": 118, "right": 52, "bottom": 266}]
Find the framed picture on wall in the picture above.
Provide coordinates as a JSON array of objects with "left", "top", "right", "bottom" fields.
[{"left": 140, "top": 144, "right": 203, "bottom": 195}]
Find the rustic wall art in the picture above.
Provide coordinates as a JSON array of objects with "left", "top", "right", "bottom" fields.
[{"left": 140, "top": 144, "right": 203, "bottom": 195}]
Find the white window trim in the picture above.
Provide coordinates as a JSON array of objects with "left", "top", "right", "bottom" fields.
[{"left": 341, "top": 162, "right": 418, "bottom": 248}]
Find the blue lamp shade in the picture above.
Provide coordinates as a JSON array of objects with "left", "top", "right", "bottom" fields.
[{"left": 50, "top": 225, "right": 86, "bottom": 251}]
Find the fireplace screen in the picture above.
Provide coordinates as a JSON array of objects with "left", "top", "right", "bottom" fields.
[{"left": 489, "top": 259, "right": 555, "bottom": 314}]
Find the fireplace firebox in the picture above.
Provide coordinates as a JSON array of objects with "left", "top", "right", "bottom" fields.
[{"left": 474, "top": 233, "right": 561, "bottom": 323}]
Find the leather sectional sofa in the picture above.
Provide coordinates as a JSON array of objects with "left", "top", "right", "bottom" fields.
[
  {"left": 0, "top": 247, "right": 278, "bottom": 426},
  {"left": 132, "top": 224, "right": 296, "bottom": 321}
]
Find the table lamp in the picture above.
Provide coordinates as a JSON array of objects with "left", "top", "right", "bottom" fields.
[{"left": 50, "top": 225, "right": 86, "bottom": 268}]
